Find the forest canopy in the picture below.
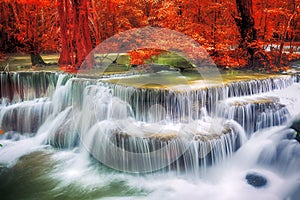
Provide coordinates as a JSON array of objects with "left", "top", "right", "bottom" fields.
[{"left": 0, "top": 0, "right": 300, "bottom": 72}]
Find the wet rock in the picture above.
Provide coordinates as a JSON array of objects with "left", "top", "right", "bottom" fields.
[
  {"left": 286, "top": 131, "right": 297, "bottom": 140},
  {"left": 290, "top": 119, "right": 300, "bottom": 143},
  {"left": 245, "top": 173, "right": 268, "bottom": 188},
  {"left": 0, "top": 166, "right": 13, "bottom": 187},
  {"left": 291, "top": 119, "right": 300, "bottom": 132}
]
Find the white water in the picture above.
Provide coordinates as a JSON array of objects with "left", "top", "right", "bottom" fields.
[{"left": 0, "top": 72, "right": 300, "bottom": 199}]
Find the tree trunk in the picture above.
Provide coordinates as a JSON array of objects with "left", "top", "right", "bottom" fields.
[
  {"left": 30, "top": 52, "right": 46, "bottom": 66},
  {"left": 235, "top": 0, "right": 256, "bottom": 47},
  {"left": 278, "top": 12, "right": 297, "bottom": 68},
  {"left": 73, "top": 0, "right": 93, "bottom": 69},
  {"left": 57, "top": 0, "right": 72, "bottom": 68},
  {"left": 57, "top": 0, "right": 93, "bottom": 71},
  {"left": 234, "top": 0, "right": 274, "bottom": 71}
]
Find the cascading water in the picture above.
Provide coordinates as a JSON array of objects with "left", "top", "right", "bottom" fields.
[
  {"left": 0, "top": 71, "right": 300, "bottom": 199},
  {"left": 106, "top": 74, "right": 293, "bottom": 122},
  {"left": 0, "top": 71, "right": 59, "bottom": 104},
  {"left": 217, "top": 96, "right": 290, "bottom": 135},
  {"left": 0, "top": 99, "right": 53, "bottom": 133}
]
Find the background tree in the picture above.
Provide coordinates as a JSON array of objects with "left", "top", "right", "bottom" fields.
[
  {"left": 233, "top": 0, "right": 275, "bottom": 70},
  {"left": 0, "top": 0, "right": 58, "bottom": 66},
  {"left": 25, "top": 0, "right": 58, "bottom": 66}
]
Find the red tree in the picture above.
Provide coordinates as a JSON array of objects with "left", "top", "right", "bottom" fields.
[{"left": 0, "top": 0, "right": 58, "bottom": 66}]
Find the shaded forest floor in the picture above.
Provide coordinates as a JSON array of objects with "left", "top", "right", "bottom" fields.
[
  {"left": 0, "top": 53, "right": 131, "bottom": 74},
  {"left": 0, "top": 53, "right": 60, "bottom": 71}
]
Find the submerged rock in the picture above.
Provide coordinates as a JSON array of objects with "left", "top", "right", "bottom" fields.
[
  {"left": 245, "top": 172, "right": 268, "bottom": 188},
  {"left": 132, "top": 64, "right": 175, "bottom": 73}
]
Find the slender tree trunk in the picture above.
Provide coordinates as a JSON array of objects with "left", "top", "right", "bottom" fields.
[
  {"left": 58, "top": 0, "right": 73, "bottom": 68},
  {"left": 278, "top": 12, "right": 297, "bottom": 68},
  {"left": 212, "top": 0, "right": 218, "bottom": 53}
]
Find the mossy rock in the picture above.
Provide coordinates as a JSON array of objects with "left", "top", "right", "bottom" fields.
[{"left": 290, "top": 119, "right": 300, "bottom": 143}]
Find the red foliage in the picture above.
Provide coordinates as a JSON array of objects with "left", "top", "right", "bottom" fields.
[
  {"left": 129, "top": 49, "right": 165, "bottom": 65},
  {"left": 0, "top": 0, "right": 58, "bottom": 55},
  {"left": 1, "top": 0, "right": 300, "bottom": 70}
]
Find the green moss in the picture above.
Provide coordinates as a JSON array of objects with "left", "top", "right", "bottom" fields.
[
  {"left": 116, "top": 54, "right": 130, "bottom": 65},
  {"left": 151, "top": 52, "right": 194, "bottom": 70}
]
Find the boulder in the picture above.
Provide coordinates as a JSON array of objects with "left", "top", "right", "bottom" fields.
[{"left": 245, "top": 172, "right": 268, "bottom": 188}]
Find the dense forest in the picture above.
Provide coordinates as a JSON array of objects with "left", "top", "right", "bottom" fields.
[{"left": 0, "top": 0, "right": 300, "bottom": 72}]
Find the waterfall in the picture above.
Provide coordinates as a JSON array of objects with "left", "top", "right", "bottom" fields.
[
  {"left": 293, "top": 73, "right": 300, "bottom": 83},
  {"left": 217, "top": 96, "right": 290, "bottom": 135},
  {"left": 0, "top": 72, "right": 298, "bottom": 174},
  {"left": 106, "top": 76, "right": 293, "bottom": 124},
  {"left": 0, "top": 73, "right": 71, "bottom": 134},
  {"left": 52, "top": 75, "right": 296, "bottom": 172},
  {"left": 0, "top": 99, "right": 53, "bottom": 133},
  {"left": 81, "top": 118, "right": 245, "bottom": 173},
  {"left": 0, "top": 71, "right": 60, "bottom": 103}
]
